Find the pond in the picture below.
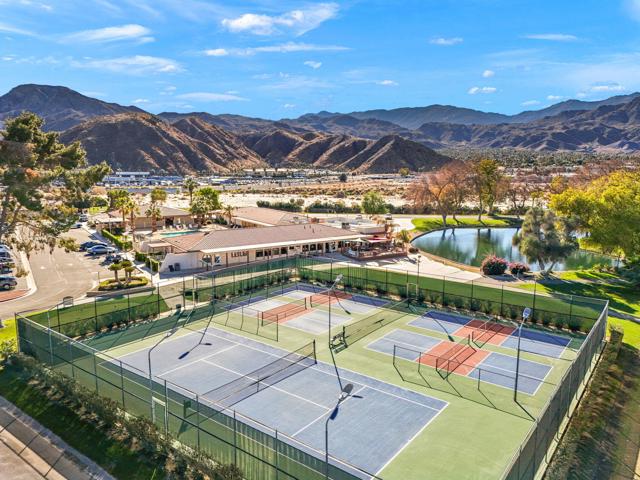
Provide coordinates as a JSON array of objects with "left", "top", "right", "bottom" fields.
[{"left": 411, "top": 227, "right": 617, "bottom": 272}]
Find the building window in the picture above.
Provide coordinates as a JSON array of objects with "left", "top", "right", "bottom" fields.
[
  {"left": 310, "top": 244, "right": 316, "bottom": 251},
  {"left": 272, "top": 248, "right": 280, "bottom": 256},
  {"left": 280, "top": 247, "right": 287, "bottom": 255},
  {"left": 256, "top": 250, "right": 263, "bottom": 258}
]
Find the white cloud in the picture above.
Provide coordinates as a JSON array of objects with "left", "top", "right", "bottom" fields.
[
  {"left": 176, "top": 92, "right": 248, "bottom": 102},
  {"left": 468, "top": 86, "right": 497, "bottom": 95},
  {"left": 482, "top": 69, "right": 495, "bottom": 78},
  {"left": 204, "top": 42, "right": 348, "bottom": 56},
  {"left": 377, "top": 79, "right": 398, "bottom": 86},
  {"left": 547, "top": 95, "right": 564, "bottom": 101},
  {"left": 283, "top": 103, "right": 296, "bottom": 108},
  {"left": 132, "top": 98, "right": 150, "bottom": 104},
  {"left": 523, "top": 33, "right": 577, "bottom": 41},
  {"left": 62, "top": 24, "right": 153, "bottom": 44},
  {"left": 625, "top": 0, "right": 640, "bottom": 21},
  {"left": 262, "top": 75, "right": 333, "bottom": 90},
  {"left": 205, "top": 48, "right": 229, "bottom": 57},
  {"left": 304, "top": 60, "right": 322, "bottom": 69},
  {"left": 75, "top": 55, "right": 182, "bottom": 75},
  {"left": 587, "top": 82, "right": 626, "bottom": 92},
  {"left": 222, "top": 3, "right": 338, "bottom": 36},
  {"left": 1, "top": 55, "right": 15, "bottom": 61},
  {"left": 521, "top": 100, "right": 541, "bottom": 106},
  {"left": 429, "top": 37, "right": 463, "bottom": 46},
  {"left": 0, "top": 21, "right": 36, "bottom": 36}
]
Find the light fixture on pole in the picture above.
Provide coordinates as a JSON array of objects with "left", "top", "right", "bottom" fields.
[
  {"left": 325, "top": 383, "right": 355, "bottom": 480},
  {"left": 514, "top": 307, "right": 531, "bottom": 401},
  {"left": 327, "top": 274, "right": 349, "bottom": 390}
]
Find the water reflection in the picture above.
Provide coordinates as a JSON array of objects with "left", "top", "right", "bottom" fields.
[{"left": 412, "top": 227, "right": 616, "bottom": 272}]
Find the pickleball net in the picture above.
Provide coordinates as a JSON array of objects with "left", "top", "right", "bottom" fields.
[{"left": 201, "top": 340, "right": 317, "bottom": 410}]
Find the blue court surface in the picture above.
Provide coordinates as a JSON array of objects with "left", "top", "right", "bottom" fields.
[
  {"left": 366, "top": 329, "right": 442, "bottom": 361},
  {"left": 409, "top": 311, "right": 572, "bottom": 359},
  {"left": 469, "top": 352, "right": 552, "bottom": 395},
  {"left": 113, "top": 325, "right": 447, "bottom": 476}
]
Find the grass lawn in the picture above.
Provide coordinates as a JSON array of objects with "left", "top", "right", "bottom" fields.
[
  {"left": 411, "top": 215, "right": 521, "bottom": 232},
  {"left": 518, "top": 270, "right": 640, "bottom": 317},
  {"left": 0, "top": 364, "right": 159, "bottom": 479},
  {"left": 546, "top": 327, "right": 640, "bottom": 479},
  {"left": 0, "top": 318, "right": 16, "bottom": 343}
]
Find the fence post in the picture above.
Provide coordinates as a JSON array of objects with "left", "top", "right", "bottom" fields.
[
  {"left": 569, "top": 295, "right": 574, "bottom": 325},
  {"left": 196, "top": 393, "right": 201, "bottom": 452},
  {"left": 93, "top": 300, "right": 97, "bottom": 331},
  {"left": 156, "top": 285, "right": 160, "bottom": 316},
  {"left": 500, "top": 284, "right": 504, "bottom": 317},
  {"left": 120, "top": 360, "right": 126, "bottom": 408},
  {"left": 93, "top": 354, "right": 99, "bottom": 394},
  {"left": 127, "top": 292, "right": 131, "bottom": 323},
  {"left": 275, "top": 430, "right": 280, "bottom": 480},
  {"left": 56, "top": 305, "right": 61, "bottom": 332},
  {"left": 233, "top": 410, "right": 238, "bottom": 466}
]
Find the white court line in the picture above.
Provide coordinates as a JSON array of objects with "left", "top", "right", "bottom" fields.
[
  {"left": 194, "top": 327, "right": 446, "bottom": 413},
  {"left": 374, "top": 395, "right": 447, "bottom": 477},
  {"left": 111, "top": 321, "right": 446, "bottom": 413},
  {"left": 158, "top": 344, "right": 239, "bottom": 378},
  {"left": 473, "top": 354, "right": 553, "bottom": 396},
  {"left": 291, "top": 385, "right": 367, "bottom": 438},
  {"left": 201, "top": 358, "right": 332, "bottom": 412},
  {"left": 365, "top": 329, "right": 441, "bottom": 354}
]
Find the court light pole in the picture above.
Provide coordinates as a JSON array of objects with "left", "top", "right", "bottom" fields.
[
  {"left": 325, "top": 383, "right": 354, "bottom": 480},
  {"left": 327, "top": 274, "right": 345, "bottom": 390},
  {"left": 416, "top": 254, "right": 422, "bottom": 279},
  {"left": 514, "top": 307, "right": 531, "bottom": 402}
]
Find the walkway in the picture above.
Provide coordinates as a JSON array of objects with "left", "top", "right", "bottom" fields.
[{"left": 0, "top": 396, "right": 113, "bottom": 480}]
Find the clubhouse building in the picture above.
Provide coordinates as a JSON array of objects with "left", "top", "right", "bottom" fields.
[{"left": 141, "top": 223, "right": 362, "bottom": 272}]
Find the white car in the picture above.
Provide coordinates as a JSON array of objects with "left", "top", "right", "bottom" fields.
[{"left": 87, "top": 245, "right": 117, "bottom": 255}]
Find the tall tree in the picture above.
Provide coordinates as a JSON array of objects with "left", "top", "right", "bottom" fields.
[
  {"left": 513, "top": 207, "right": 577, "bottom": 274},
  {"left": 361, "top": 191, "right": 387, "bottom": 215},
  {"left": 107, "top": 188, "right": 129, "bottom": 211},
  {"left": 470, "top": 159, "right": 504, "bottom": 220},
  {"left": 222, "top": 204, "right": 235, "bottom": 226},
  {"left": 182, "top": 178, "right": 198, "bottom": 205},
  {"left": 190, "top": 187, "right": 221, "bottom": 226},
  {"left": 407, "top": 170, "right": 456, "bottom": 226},
  {"left": 550, "top": 170, "right": 640, "bottom": 258},
  {"left": 145, "top": 204, "right": 162, "bottom": 233},
  {"left": 0, "top": 112, "right": 109, "bottom": 252},
  {"left": 150, "top": 187, "right": 167, "bottom": 205}
]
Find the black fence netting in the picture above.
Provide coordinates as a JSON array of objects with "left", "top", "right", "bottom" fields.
[{"left": 16, "top": 315, "right": 377, "bottom": 480}]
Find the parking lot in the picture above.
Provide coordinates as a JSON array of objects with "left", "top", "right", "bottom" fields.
[{"left": 0, "top": 227, "right": 114, "bottom": 320}]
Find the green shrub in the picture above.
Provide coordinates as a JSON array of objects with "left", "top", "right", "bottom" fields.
[{"left": 102, "top": 229, "right": 132, "bottom": 250}]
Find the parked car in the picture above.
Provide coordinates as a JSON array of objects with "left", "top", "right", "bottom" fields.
[
  {"left": 71, "top": 222, "right": 83, "bottom": 229},
  {"left": 0, "top": 275, "right": 17, "bottom": 290},
  {"left": 80, "top": 240, "right": 107, "bottom": 251},
  {"left": 79, "top": 214, "right": 88, "bottom": 222},
  {"left": 105, "top": 253, "right": 123, "bottom": 263},
  {"left": 0, "top": 264, "right": 12, "bottom": 274},
  {"left": 87, "top": 245, "right": 116, "bottom": 255}
]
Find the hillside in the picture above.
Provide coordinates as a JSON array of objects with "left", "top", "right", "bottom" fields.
[
  {"left": 241, "top": 129, "right": 452, "bottom": 172},
  {"left": 0, "top": 84, "right": 143, "bottom": 131},
  {"left": 60, "top": 113, "right": 266, "bottom": 174},
  {"left": 410, "top": 97, "right": 640, "bottom": 151}
]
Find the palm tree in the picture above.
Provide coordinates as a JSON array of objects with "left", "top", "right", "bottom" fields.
[
  {"left": 120, "top": 260, "right": 134, "bottom": 283},
  {"left": 145, "top": 204, "right": 162, "bottom": 233},
  {"left": 150, "top": 187, "right": 167, "bottom": 205},
  {"left": 222, "top": 204, "right": 234, "bottom": 226},
  {"left": 109, "top": 262, "right": 123, "bottom": 284},
  {"left": 114, "top": 193, "right": 131, "bottom": 233},
  {"left": 123, "top": 197, "right": 139, "bottom": 250},
  {"left": 395, "top": 229, "right": 412, "bottom": 251},
  {"left": 182, "top": 178, "right": 198, "bottom": 205}
]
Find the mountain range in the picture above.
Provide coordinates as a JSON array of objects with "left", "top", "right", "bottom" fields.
[{"left": 1, "top": 84, "right": 640, "bottom": 174}]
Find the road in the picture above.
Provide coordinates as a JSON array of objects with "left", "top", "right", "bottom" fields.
[{"left": 0, "top": 228, "right": 113, "bottom": 321}]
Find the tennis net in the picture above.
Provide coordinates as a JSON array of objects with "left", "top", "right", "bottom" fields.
[
  {"left": 471, "top": 320, "right": 514, "bottom": 348},
  {"left": 434, "top": 336, "right": 475, "bottom": 378},
  {"left": 201, "top": 341, "right": 316, "bottom": 410},
  {"left": 260, "top": 297, "right": 308, "bottom": 325},
  {"left": 340, "top": 299, "right": 410, "bottom": 348}
]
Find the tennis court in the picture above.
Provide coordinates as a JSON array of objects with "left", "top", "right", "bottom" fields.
[
  {"left": 409, "top": 311, "right": 572, "bottom": 358},
  {"left": 366, "top": 328, "right": 553, "bottom": 395},
  {"left": 110, "top": 322, "right": 447, "bottom": 476}
]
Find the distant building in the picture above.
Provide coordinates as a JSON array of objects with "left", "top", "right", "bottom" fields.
[
  {"left": 103, "top": 171, "right": 150, "bottom": 185},
  {"left": 95, "top": 204, "right": 193, "bottom": 232},
  {"left": 141, "top": 223, "right": 362, "bottom": 272},
  {"left": 226, "top": 207, "right": 310, "bottom": 228}
]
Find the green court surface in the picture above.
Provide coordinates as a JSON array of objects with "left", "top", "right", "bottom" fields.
[
  {"left": 77, "top": 285, "right": 584, "bottom": 480},
  {"left": 16, "top": 257, "right": 607, "bottom": 480}
]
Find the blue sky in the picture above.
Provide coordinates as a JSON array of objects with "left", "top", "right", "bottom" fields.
[{"left": 2, "top": 0, "right": 640, "bottom": 119}]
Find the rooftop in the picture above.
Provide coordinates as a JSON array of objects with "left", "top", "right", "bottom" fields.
[
  {"left": 231, "top": 207, "right": 309, "bottom": 227},
  {"left": 164, "top": 223, "right": 360, "bottom": 253}
]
